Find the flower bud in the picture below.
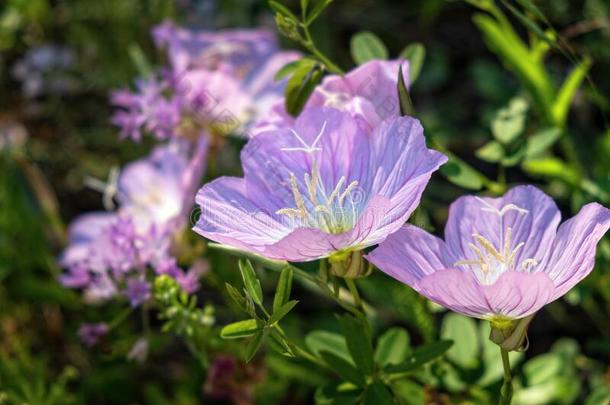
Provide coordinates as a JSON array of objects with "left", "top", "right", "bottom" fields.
[
  {"left": 489, "top": 314, "right": 535, "bottom": 352},
  {"left": 329, "top": 250, "right": 371, "bottom": 279},
  {"left": 274, "top": 14, "right": 301, "bottom": 41}
]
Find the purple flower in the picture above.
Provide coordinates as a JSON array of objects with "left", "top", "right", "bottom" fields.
[
  {"left": 253, "top": 59, "right": 408, "bottom": 136},
  {"left": 193, "top": 106, "right": 446, "bottom": 262},
  {"left": 78, "top": 322, "right": 108, "bottom": 347},
  {"left": 112, "top": 22, "right": 299, "bottom": 140},
  {"left": 111, "top": 77, "right": 181, "bottom": 141},
  {"left": 125, "top": 277, "right": 151, "bottom": 307},
  {"left": 367, "top": 185, "right": 610, "bottom": 321},
  {"left": 60, "top": 138, "right": 208, "bottom": 302}
]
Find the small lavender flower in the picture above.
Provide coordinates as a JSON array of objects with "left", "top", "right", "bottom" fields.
[
  {"left": 125, "top": 277, "right": 151, "bottom": 307},
  {"left": 60, "top": 138, "right": 208, "bottom": 302},
  {"left": 12, "top": 44, "right": 77, "bottom": 98},
  {"left": 112, "top": 22, "right": 299, "bottom": 141},
  {"left": 368, "top": 185, "right": 610, "bottom": 324},
  {"left": 253, "top": 59, "right": 408, "bottom": 135},
  {"left": 78, "top": 323, "right": 108, "bottom": 347},
  {"left": 194, "top": 107, "right": 446, "bottom": 265}
]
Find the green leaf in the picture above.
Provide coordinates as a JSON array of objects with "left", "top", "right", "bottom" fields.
[
  {"left": 400, "top": 43, "right": 425, "bottom": 84},
  {"left": 473, "top": 13, "right": 554, "bottom": 118},
  {"left": 269, "top": 0, "right": 299, "bottom": 22},
  {"left": 439, "top": 155, "right": 484, "bottom": 190},
  {"left": 441, "top": 313, "right": 479, "bottom": 369},
  {"left": 585, "top": 385, "right": 610, "bottom": 405},
  {"left": 339, "top": 315, "right": 375, "bottom": 375},
  {"left": 221, "top": 319, "right": 263, "bottom": 339},
  {"left": 245, "top": 329, "right": 267, "bottom": 362},
  {"left": 319, "top": 350, "right": 366, "bottom": 387},
  {"left": 397, "top": 65, "right": 414, "bottom": 116},
  {"left": 275, "top": 59, "right": 303, "bottom": 81},
  {"left": 350, "top": 31, "right": 388, "bottom": 65},
  {"left": 374, "top": 327, "right": 410, "bottom": 367},
  {"left": 521, "top": 157, "right": 580, "bottom": 185},
  {"left": 225, "top": 282, "right": 247, "bottom": 311},
  {"left": 306, "top": 330, "right": 353, "bottom": 364},
  {"left": 285, "top": 60, "right": 324, "bottom": 116},
  {"left": 523, "top": 353, "right": 564, "bottom": 386},
  {"left": 273, "top": 266, "right": 293, "bottom": 313},
  {"left": 524, "top": 127, "right": 561, "bottom": 159},
  {"left": 551, "top": 57, "right": 592, "bottom": 126},
  {"left": 384, "top": 340, "right": 453, "bottom": 374},
  {"left": 239, "top": 259, "right": 263, "bottom": 306},
  {"left": 305, "top": 0, "right": 333, "bottom": 25},
  {"left": 268, "top": 300, "right": 298, "bottom": 325},
  {"left": 476, "top": 140, "right": 505, "bottom": 163},
  {"left": 315, "top": 382, "right": 361, "bottom": 405},
  {"left": 491, "top": 97, "right": 529, "bottom": 144},
  {"left": 363, "top": 380, "right": 394, "bottom": 405}
]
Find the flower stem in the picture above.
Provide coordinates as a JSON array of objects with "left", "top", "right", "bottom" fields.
[
  {"left": 345, "top": 279, "right": 363, "bottom": 312},
  {"left": 500, "top": 348, "right": 513, "bottom": 405}
]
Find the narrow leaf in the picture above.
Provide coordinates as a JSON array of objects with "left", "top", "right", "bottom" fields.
[
  {"left": 273, "top": 266, "right": 293, "bottom": 313},
  {"left": 400, "top": 43, "right": 425, "bottom": 84},
  {"left": 268, "top": 300, "right": 298, "bottom": 325},
  {"left": 221, "top": 319, "right": 263, "bottom": 339},
  {"left": 225, "top": 282, "right": 247, "bottom": 311},
  {"left": 305, "top": 0, "right": 333, "bottom": 25},
  {"left": 350, "top": 31, "right": 388, "bottom": 65},
  {"left": 239, "top": 259, "right": 263, "bottom": 306},
  {"left": 245, "top": 329, "right": 267, "bottom": 362},
  {"left": 551, "top": 57, "right": 592, "bottom": 126},
  {"left": 439, "top": 155, "right": 485, "bottom": 190},
  {"left": 269, "top": 0, "right": 299, "bottom": 22},
  {"left": 397, "top": 65, "right": 414, "bottom": 116}
]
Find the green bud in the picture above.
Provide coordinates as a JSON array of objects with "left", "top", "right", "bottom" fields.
[
  {"left": 489, "top": 314, "right": 534, "bottom": 352},
  {"left": 274, "top": 13, "right": 301, "bottom": 41},
  {"left": 329, "top": 250, "right": 371, "bottom": 279}
]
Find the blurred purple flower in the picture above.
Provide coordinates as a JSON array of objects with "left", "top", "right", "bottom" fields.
[
  {"left": 194, "top": 107, "right": 446, "bottom": 262},
  {"left": 12, "top": 43, "right": 78, "bottom": 98},
  {"left": 125, "top": 277, "right": 151, "bottom": 307},
  {"left": 78, "top": 323, "right": 108, "bottom": 347},
  {"left": 60, "top": 137, "right": 208, "bottom": 303},
  {"left": 368, "top": 185, "right": 610, "bottom": 321},
  {"left": 253, "top": 59, "right": 408, "bottom": 136},
  {"left": 112, "top": 22, "right": 298, "bottom": 140}
]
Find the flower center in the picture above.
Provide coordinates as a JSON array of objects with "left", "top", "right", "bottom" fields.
[
  {"left": 274, "top": 122, "right": 361, "bottom": 234},
  {"left": 275, "top": 160, "right": 360, "bottom": 233},
  {"left": 454, "top": 202, "right": 538, "bottom": 285}
]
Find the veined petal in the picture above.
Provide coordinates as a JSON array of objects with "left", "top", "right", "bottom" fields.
[
  {"left": 444, "top": 185, "right": 560, "bottom": 268},
  {"left": 545, "top": 202, "right": 610, "bottom": 300},
  {"left": 366, "top": 225, "right": 447, "bottom": 287}
]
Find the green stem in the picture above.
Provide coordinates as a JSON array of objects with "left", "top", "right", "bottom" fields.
[
  {"left": 500, "top": 348, "right": 513, "bottom": 405},
  {"left": 301, "top": 24, "right": 344, "bottom": 74},
  {"left": 345, "top": 279, "right": 363, "bottom": 312}
]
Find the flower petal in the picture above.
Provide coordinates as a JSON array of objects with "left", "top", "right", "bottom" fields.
[
  {"left": 193, "top": 177, "right": 292, "bottom": 253},
  {"left": 545, "top": 202, "right": 610, "bottom": 300},
  {"left": 444, "top": 185, "right": 560, "bottom": 267},
  {"left": 416, "top": 269, "right": 492, "bottom": 318},
  {"left": 366, "top": 225, "right": 447, "bottom": 287},
  {"left": 482, "top": 271, "right": 555, "bottom": 319}
]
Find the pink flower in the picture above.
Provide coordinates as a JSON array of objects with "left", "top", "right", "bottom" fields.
[{"left": 368, "top": 185, "right": 610, "bottom": 321}]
